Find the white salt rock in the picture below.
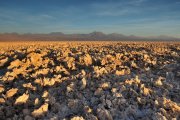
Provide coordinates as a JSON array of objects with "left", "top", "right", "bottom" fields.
[
  {"left": 15, "top": 93, "right": 29, "bottom": 105},
  {"left": 71, "top": 116, "right": 85, "bottom": 120},
  {"left": 31, "top": 103, "right": 49, "bottom": 117},
  {"left": 80, "top": 78, "right": 87, "bottom": 89},
  {"left": 6, "top": 88, "right": 18, "bottom": 98}
]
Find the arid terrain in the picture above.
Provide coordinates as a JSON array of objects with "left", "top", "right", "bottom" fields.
[{"left": 0, "top": 41, "right": 179, "bottom": 120}]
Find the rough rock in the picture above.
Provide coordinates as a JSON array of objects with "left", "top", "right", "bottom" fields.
[
  {"left": 0, "top": 42, "right": 179, "bottom": 120},
  {"left": 0, "top": 84, "right": 4, "bottom": 93},
  {"left": 80, "top": 78, "right": 87, "bottom": 89},
  {"left": 15, "top": 93, "right": 29, "bottom": 105},
  {"left": 31, "top": 103, "right": 49, "bottom": 117},
  {"left": 0, "top": 98, "right": 5, "bottom": 104},
  {"left": 97, "top": 108, "right": 113, "bottom": 120},
  {"left": 6, "top": 88, "right": 18, "bottom": 98},
  {"left": 0, "top": 57, "right": 9, "bottom": 67},
  {"left": 24, "top": 115, "right": 34, "bottom": 120},
  {"left": 71, "top": 116, "right": 85, "bottom": 120}
]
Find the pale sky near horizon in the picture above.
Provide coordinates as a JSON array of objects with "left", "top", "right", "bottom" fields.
[{"left": 0, "top": 0, "right": 180, "bottom": 37}]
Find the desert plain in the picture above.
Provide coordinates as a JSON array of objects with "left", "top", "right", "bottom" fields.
[{"left": 0, "top": 41, "right": 179, "bottom": 120}]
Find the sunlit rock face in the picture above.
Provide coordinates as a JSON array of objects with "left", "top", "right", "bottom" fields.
[{"left": 0, "top": 41, "right": 179, "bottom": 120}]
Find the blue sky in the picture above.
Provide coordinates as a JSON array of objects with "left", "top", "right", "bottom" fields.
[{"left": 0, "top": 0, "right": 180, "bottom": 37}]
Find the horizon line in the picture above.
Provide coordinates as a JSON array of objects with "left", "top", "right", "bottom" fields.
[{"left": 0, "top": 31, "right": 180, "bottom": 39}]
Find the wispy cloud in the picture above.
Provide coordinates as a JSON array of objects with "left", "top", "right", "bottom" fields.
[
  {"left": 175, "top": 1, "right": 180, "bottom": 4},
  {"left": 95, "top": 8, "right": 138, "bottom": 16},
  {"left": 25, "top": 14, "right": 55, "bottom": 23},
  {"left": 0, "top": 8, "right": 56, "bottom": 25},
  {"left": 91, "top": 0, "right": 147, "bottom": 16},
  {"left": 129, "top": 0, "right": 148, "bottom": 5}
]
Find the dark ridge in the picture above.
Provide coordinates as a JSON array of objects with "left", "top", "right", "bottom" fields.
[{"left": 0, "top": 32, "right": 180, "bottom": 41}]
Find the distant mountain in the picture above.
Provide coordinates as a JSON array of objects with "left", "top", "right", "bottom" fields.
[{"left": 0, "top": 32, "right": 179, "bottom": 41}]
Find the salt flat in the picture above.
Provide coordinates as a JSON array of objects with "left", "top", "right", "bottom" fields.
[{"left": 0, "top": 41, "right": 179, "bottom": 120}]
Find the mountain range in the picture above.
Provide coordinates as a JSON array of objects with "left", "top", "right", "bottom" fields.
[{"left": 0, "top": 32, "right": 179, "bottom": 41}]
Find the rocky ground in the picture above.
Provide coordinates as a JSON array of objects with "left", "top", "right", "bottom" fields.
[{"left": 0, "top": 41, "right": 179, "bottom": 120}]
